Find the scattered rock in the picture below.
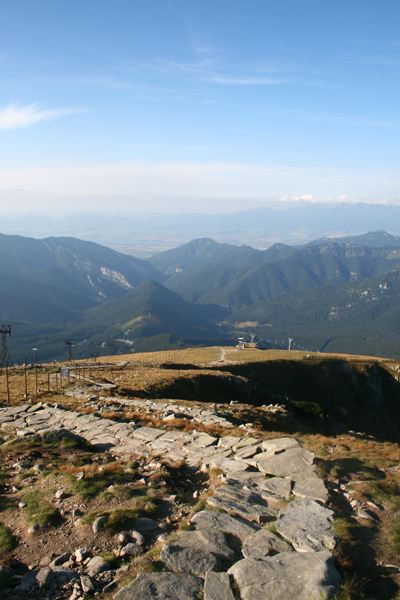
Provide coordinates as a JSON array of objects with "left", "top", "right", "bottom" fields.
[
  {"left": 119, "top": 543, "right": 142, "bottom": 558},
  {"left": 50, "top": 552, "right": 72, "bottom": 567},
  {"left": 133, "top": 518, "right": 159, "bottom": 531},
  {"left": 92, "top": 515, "right": 108, "bottom": 533},
  {"left": 86, "top": 555, "right": 111, "bottom": 576},
  {"left": 80, "top": 574, "right": 95, "bottom": 594},
  {"left": 74, "top": 547, "right": 92, "bottom": 563},
  {"left": 55, "top": 489, "right": 68, "bottom": 499}
]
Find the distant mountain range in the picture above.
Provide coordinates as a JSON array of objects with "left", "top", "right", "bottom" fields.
[
  {"left": 301, "top": 229, "right": 400, "bottom": 248},
  {"left": 2, "top": 204, "right": 400, "bottom": 249},
  {"left": 1, "top": 229, "right": 400, "bottom": 363}
]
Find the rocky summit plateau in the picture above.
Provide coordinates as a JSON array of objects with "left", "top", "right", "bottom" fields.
[{"left": 1, "top": 348, "right": 400, "bottom": 600}]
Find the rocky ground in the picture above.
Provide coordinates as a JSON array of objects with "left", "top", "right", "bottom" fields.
[{"left": 0, "top": 357, "right": 400, "bottom": 599}]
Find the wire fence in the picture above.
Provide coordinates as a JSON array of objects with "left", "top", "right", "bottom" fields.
[{"left": 0, "top": 354, "right": 182, "bottom": 407}]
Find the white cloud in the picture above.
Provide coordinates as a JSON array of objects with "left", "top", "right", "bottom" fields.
[{"left": 0, "top": 102, "right": 85, "bottom": 130}]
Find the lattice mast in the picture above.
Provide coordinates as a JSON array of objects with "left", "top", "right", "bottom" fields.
[
  {"left": 65, "top": 339, "right": 75, "bottom": 362},
  {"left": 0, "top": 325, "right": 13, "bottom": 371}
]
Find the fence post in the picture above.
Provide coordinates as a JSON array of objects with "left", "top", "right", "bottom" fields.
[
  {"left": 24, "top": 359, "right": 28, "bottom": 399},
  {"left": 5, "top": 364, "right": 10, "bottom": 407}
]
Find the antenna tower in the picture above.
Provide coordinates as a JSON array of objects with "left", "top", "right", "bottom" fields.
[
  {"left": 0, "top": 325, "right": 13, "bottom": 372},
  {"left": 108, "top": 342, "right": 114, "bottom": 356},
  {"left": 65, "top": 339, "right": 75, "bottom": 361}
]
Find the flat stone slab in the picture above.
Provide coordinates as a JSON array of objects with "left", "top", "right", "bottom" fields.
[
  {"left": 275, "top": 498, "right": 336, "bottom": 552},
  {"left": 235, "top": 443, "right": 262, "bottom": 459},
  {"left": 218, "top": 436, "right": 242, "bottom": 449},
  {"left": 200, "top": 450, "right": 232, "bottom": 466},
  {"left": 257, "top": 446, "right": 316, "bottom": 477},
  {"left": 194, "top": 433, "right": 218, "bottom": 447},
  {"left": 191, "top": 510, "right": 260, "bottom": 537},
  {"left": 204, "top": 571, "right": 235, "bottom": 600},
  {"left": 222, "top": 472, "right": 265, "bottom": 487},
  {"left": 292, "top": 477, "right": 329, "bottom": 503},
  {"left": 228, "top": 551, "right": 342, "bottom": 600},
  {"left": 242, "top": 528, "right": 293, "bottom": 559},
  {"left": 232, "top": 437, "right": 260, "bottom": 451},
  {"left": 113, "top": 572, "right": 203, "bottom": 600},
  {"left": 207, "top": 495, "right": 275, "bottom": 524},
  {"left": 258, "top": 476, "right": 293, "bottom": 499},
  {"left": 261, "top": 437, "right": 301, "bottom": 455},
  {"left": 160, "top": 530, "right": 235, "bottom": 576},
  {"left": 213, "top": 485, "right": 269, "bottom": 507},
  {"left": 206, "top": 457, "right": 249, "bottom": 473},
  {"left": 131, "top": 427, "right": 164, "bottom": 442}
]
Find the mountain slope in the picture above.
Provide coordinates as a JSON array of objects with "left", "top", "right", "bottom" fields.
[
  {"left": 84, "top": 279, "right": 228, "bottom": 330},
  {"left": 228, "top": 269, "right": 400, "bottom": 357},
  {"left": 0, "top": 233, "right": 167, "bottom": 328},
  {"left": 150, "top": 237, "right": 294, "bottom": 276},
  {"left": 0, "top": 233, "right": 165, "bottom": 304},
  {"left": 165, "top": 242, "right": 400, "bottom": 308},
  {"left": 7, "top": 280, "right": 231, "bottom": 363}
]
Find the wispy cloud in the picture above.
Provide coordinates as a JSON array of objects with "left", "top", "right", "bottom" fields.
[
  {"left": 279, "top": 194, "right": 397, "bottom": 206},
  {"left": 205, "top": 74, "right": 294, "bottom": 86},
  {"left": 0, "top": 102, "right": 85, "bottom": 130},
  {"left": 117, "top": 51, "right": 334, "bottom": 90}
]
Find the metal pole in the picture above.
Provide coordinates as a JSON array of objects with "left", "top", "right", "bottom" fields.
[
  {"left": 47, "top": 371, "right": 50, "bottom": 393},
  {"left": 35, "top": 362, "right": 38, "bottom": 396}
]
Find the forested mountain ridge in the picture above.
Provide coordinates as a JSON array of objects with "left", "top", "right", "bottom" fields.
[
  {"left": 2, "top": 230, "right": 400, "bottom": 363},
  {"left": 150, "top": 237, "right": 295, "bottom": 275},
  {"left": 163, "top": 238, "right": 400, "bottom": 308}
]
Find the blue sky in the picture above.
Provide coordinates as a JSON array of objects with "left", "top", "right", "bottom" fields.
[{"left": 1, "top": 0, "right": 399, "bottom": 214}]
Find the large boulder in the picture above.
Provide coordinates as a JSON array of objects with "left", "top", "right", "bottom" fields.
[
  {"left": 114, "top": 572, "right": 203, "bottom": 600},
  {"left": 228, "top": 551, "right": 342, "bottom": 600},
  {"left": 160, "top": 530, "right": 235, "bottom": 577},
  {"left": 275, "top": 497, "right": 336, "bottom": 552}
]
